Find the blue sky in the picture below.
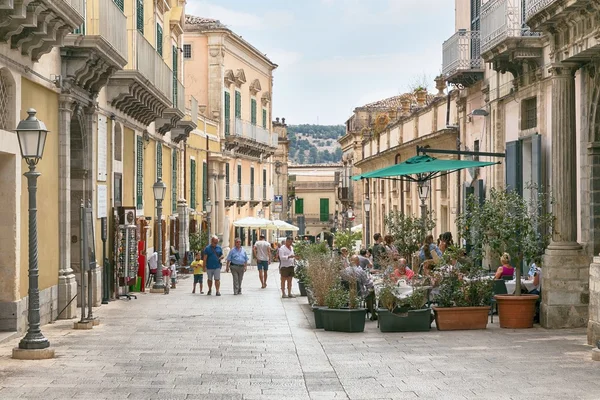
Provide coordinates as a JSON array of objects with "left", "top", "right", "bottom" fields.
[{"left": 186, "top": 0, "right": 455, "bottom": 125}]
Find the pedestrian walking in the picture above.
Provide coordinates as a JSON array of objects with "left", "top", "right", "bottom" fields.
[
  {"left": 191, "top": 252, "right": 204, "bottom": 294},
  {"left": 146, "top": 251, "right": 158, "bottom": 288},
  {"left": 278, "top": 237, "right": 296, "bottom": 298},
  {"left": 226, "top": 238, "right": 248, "bottom": 295},
  {"left": 203, "top": 235, "right": 224, "bottom": 296},
  {"left": 253, "top": 235, "right": 272, "bottom": 289},
  {"left": 169, "top": 256, "right": 178, "bottom": 289}
]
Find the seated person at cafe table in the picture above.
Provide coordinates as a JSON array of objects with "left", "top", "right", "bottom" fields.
[
  {"left": 419, "top": 234, "right": 442, "bottom": 262},
  {"left": 494, "top": 252, "right": 515, "bottom": 280},
  {"left": 344, "top": 255, "right": 376, "bottom": 318},
  {"left": 390, "top": 258, "right": 414, "bottom": 283},
  {"left": 527, "top": 261, "right": 541, "bottom": 295}
]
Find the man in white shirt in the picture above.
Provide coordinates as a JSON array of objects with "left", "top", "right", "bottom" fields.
[
  {"left": 146, "top": 251, "right": 158, "bottom": 288},
  {"left": 278, "top": 237, "right": 296, "bottom": 298},
  {"left": 253, "top": 235, "right": 272, "bottom": 289}
]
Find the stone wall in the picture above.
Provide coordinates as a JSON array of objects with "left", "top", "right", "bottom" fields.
[{"left": 0, "top": 284, "right": 58, "bottom": 333}]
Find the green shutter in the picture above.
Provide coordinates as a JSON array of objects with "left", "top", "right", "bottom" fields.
[
  {"left": 235, "top": 91, "right": 241, "bottom": 118},
  {"left": 202, "top": 162, "right": 208, "bottom": 210},
  {"left": 295, "top": 198, "right": 304, "bottom": 215},
  {"left": 224, "top": 91, "right": 231, "bottom": 135},
  {"left": 225, "top": 163, "right": 230, "bottom": 199},
  {"left": 156, "top": 143, "right": 162, "bottom": 180},
  {"left": 136, "top": 136, "right": 144, "bottom": 210},
  {"left": 262, "top": 109, "right": 267, "bottom": 128},
  {"left": 172, "top": 45, "right": 178, "bottom": 106},
  {"left": 251, "top": 99, "right": 257, "bottom": 125},
  {"left": 156, "top": 24, "right": 163, "bottom": 56},
  {"left": 136, "top": 0, "right": 144, "bottom": 34},
  {"left": 113, "top": 0, "right": 124, "bottom": 12},
  {"left": 172, "top": 150, "right": 177, "bottom": 213},
  {"left": 190, "top": 160, "right": 196, "bottom": 209},
  {"left": 320, "top": 198, "right": 329, "bottom": 222}
]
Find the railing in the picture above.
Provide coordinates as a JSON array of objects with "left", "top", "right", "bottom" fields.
[
  {"left": 304, "top": 213, "right": 334, "bottom": 224},
  {"left": 526, "top": 0, "right": 558, "bottom": 21},
  {"left": 230, "top": 117, "right": 277, "bottom": 147},
  {"left": 98, "top": 0, "right": 127, "bottom": 59},
  {"left": 442, "top": 30, "right": 483, "bottom": 77},
  {"left": 224, "top": 119, "right": 231, "bottom": 136},
  {"left": 132, "top": 31, "right": 173, "bottom": 103},
  {"left": 66, "top": 0, "right": 85, "bottom": 18},
  {"left": 293, "top": 181, "right": 337, "bottom": 190},
  {"left": 224, "top": 184, "right": 255, "bottom": 201},
  {"left": 481, "top": 0, "right": 540, "bottom": 53},
  {"left": 176, "top": 79, "right": 185, "bottom": 114}
]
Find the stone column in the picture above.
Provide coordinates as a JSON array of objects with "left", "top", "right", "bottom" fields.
[
  {"left": 542, "top": 64, "right": 590, "bottom": 328},
  {"left": 216, "top": 161, "right": 226, "bottom": 242},
  {"left": 57, "top": 96, "right": 77, "bottom": 319},
  {"left": 177, "top": 199, "right": 189, "bottom": 261}
]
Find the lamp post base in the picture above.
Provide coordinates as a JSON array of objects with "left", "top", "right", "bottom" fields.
[
  {"left": 73, "top": 320, "right": 94, "bottom": 330},
  {"left": 150, "top": 287, "right": 166, "bottom": 293},
  {"left": 12, "top": 347, "right": 55, "bottom": 360},
  {"left": 18, "top": 333, "right": 50, "bottom": 350}
]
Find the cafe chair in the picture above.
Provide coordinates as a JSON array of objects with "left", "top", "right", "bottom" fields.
[
  {"left": 490, "top": 279, "right": 508, "bottom": 323},
  {"left": 502, "top": 275, "right": 513, "bottom": 281}
]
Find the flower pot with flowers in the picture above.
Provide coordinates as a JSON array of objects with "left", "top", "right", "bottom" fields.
[{"left": 456, "top": 186, "right": 553, "bottom": 329}]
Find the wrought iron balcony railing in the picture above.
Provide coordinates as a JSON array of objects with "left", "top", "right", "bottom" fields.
[
  {"left": 442, "top": 30, "right": 484, "bottom": 77},
  {"left": 481, "top": 0, "right": 540, "bottom": 54}
]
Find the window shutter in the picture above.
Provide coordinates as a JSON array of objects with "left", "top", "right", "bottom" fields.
[
  {"left": 172, "top": 45, "right": 178, "bottom": 106},
  {"left": 136, "top": 0, "right": 144, "bottom": 33},
  {"left": 156, "top": 143, "right": 162, "bottom": 180},
  {"left": 224, "top": 91, "right": 231, "bottom": 135},
  {"left": 474, "top": 179, "right": 485, "bottom": 206},
  {"left": 237, "top": 164, "right": 242, "bottom": 184},
  {"left": 202, "top": 162, "right": 208, "bottom": 211},
  {"left": 113, "top": 0, "right": 124, "bottom": 12},
  {"left": 320, "top": 198, "right": 329, "bottom": 222},
  {"left": 531, "top": 134, "right": 542, "bottom": 189},
  {"left": 136, "top": 136, "right": 144, "bottom": 210},
  {"left": 190, "top": 160, "right": 196, "bottom": 209},
  {"left": 156, "top": 24, "right": 163, "bottom": 56},
  {"left": 251, "top": 99, "right": 257, "bottom": 125},
  {"left": 172, "top": 150, "right": 177, "bottom": 213},
  {"left": 235, "top": 91, "right": 241, "bottom": 118},
  {"left": 225, "top": 163, "right": 230, "bottom": 199},
  {"left": 295, "top": 198, "right": 304, "bottom": 215},
  {"left": 505, "top": 140, "right": 522, "bottom": 194},
  {"left": 262, "top": 109, "right": 267, "bottom": 128}
]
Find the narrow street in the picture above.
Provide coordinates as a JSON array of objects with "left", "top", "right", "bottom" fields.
[{"left": 0, "top": 268, "right": 596, "bottom": 400}]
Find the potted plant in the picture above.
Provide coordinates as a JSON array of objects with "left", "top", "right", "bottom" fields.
[
  {"left": 432, "top": 250, "right": 494, "bottom": 330},
  {"left": 294, "top": 259, "right": 309, "bottom": 296},
  {"left": 415, "top": 87, "right": 427, "bottom": 104},
  {"left": 320, "top": 277, "right": 367, "bottom": 333},
  {"left": 305, "top": 252, "right": 338, "bottom": 329},
  {"left": 384, "top": 211, "right": 436, "bottom": 268},
  {"left": 457, "top": 186, "right": 553, "bottom": 329},
  {"left": 377, "top": 274, "right": 431, "bottom": 332}
]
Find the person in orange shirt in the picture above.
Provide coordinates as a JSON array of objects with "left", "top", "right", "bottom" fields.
[{"left": 391, "top": 258, "right": 414, "bottom": 283}]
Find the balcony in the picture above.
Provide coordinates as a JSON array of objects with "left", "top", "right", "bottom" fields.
[
  {"left": 526, "top": 0, "right": 600, "bottom": 62},
  {"left": 303, "top": 213, "right": 334, "bottom": 225},
  {"left": 442, "top": 30, "right": 484, "bottom": 86},
  {"left": 107, "top": 30, "right": 183, "bottom": 127},
  {"left": 0, "top": 0, "right": 84, "bottom": 61},
  {"left": 480, "top": 0, "right": 542, "bottom": 77},
  {"left": 338, "top": 187, "right": 352, "bottom": 202},
  {"left": 224, "top": 118, "right": 278, "bottom": 158},
  {"left": 293, "top": 181, "right": 337, "bottom": 191},
  {"left": 262, "top": 185, "right": 274, "bottom": 205},
  {"left": 225, "top": 184, "right": 252, "bottom": 206},
  {"left": 61, "top": 0, "right": 128, "bottom": 95}
]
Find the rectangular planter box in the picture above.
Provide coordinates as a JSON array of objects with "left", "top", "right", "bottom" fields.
[
  {"left": 377, "top": 308, "right": 432, "bottom": 332},
  {"left": 432, "top": 306, "right": 490, "bottom": 331},
  {"left": 298, "top": 281, "right": 307, "bottom": 296},
  {"left": 321, "top": 308, "right": 367, "bottom": 333},
  {"left": 312, "top": 305, "right": 326, "bottom": 329}
]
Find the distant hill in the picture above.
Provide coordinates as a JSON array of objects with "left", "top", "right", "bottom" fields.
[{"left": 287, "top": 124, "right": 345, "bottom": 164}]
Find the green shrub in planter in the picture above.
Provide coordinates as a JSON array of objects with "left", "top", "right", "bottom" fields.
[
  {"left": 320, "top": 282, "right": 367, "bottom": 333},
  {"left": 377, "top": 308, "right": 431, "bottom": 332}
]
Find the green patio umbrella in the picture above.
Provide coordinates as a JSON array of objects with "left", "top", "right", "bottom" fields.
[{"left": 351, "top": 154, "right": 499, "bottom": 182}]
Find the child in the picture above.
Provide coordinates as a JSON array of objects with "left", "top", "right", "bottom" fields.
[
  {"left": 191, "top": 252, "right": 204, "bottom": 294},
  {"left": 169, "top": 256, "right": 178, "bottom": 289}
]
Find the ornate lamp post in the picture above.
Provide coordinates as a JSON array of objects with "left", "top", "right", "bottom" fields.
[
  {"left": 205, "top": 199, "right": 212, "bottom": 238},
  {"left": 152, "top": 179, "right": 167, "bottom": 290},
  {"left": 364, "top": 198, "right": 371, "bottom": 247},
  {"left": 12, "top": 109, "right": 53, "bottom": 359},
  {"left": 418, "top": 179, "right": 430, "bottom": 234}
]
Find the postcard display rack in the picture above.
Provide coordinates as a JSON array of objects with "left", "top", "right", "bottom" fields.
[{"left": 115, "top": 219, "right": 139, "bottom": 300}]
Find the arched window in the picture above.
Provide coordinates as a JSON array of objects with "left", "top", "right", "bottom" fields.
[
  {"left": 0, "top": 68, "right": 16, "bottom": 131},
  {"left": 394, "top": 154, "right": 401, "bottom": 164}
]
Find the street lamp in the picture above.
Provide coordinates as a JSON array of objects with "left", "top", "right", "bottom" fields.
[
  {"left": 152, "top": 178, "right": 167, "bottom": 290},
  {"left": 364, "top": 198, "right": 371, "bottom": 247},
  {"left": 205, "top": 198, "right": 212, "bottom": 238},
  {"left": 13, "top": 109, "right": 53, "bottom": 359},
  {"left": 418, "top": 179, "right": 430, "bottom": 233}
]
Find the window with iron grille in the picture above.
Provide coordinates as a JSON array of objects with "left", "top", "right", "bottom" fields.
[
  {"left": 251, "top": 99, "right": 257, "bottom": 125},
  {"left": 156, "top": 142, "right": 162, "bottom": 180},
  {"left": 172, "top": 150, "right": 177, "bottom": 213},
  {"left": 136, "top": 0, "right": 144, "bottom": 33},
  {"left": 522, "top": 97, "right": 537, "bottom": 130},
  {"left": 0, "top": 73, "right": 12, "bottom": 131},
  {"left": 113, "top": 0, "right": 124, "bottom": 12},
  {"left": 183, "top": 44, "right": 192, "bottom": 59},
  {"left": 224, "top": 91, "right": 231, "bottom": 135},
  {"left": 136, "top": 136, "right": 143, "bottom": 210},
  {"left": 156, "top": 23, "right": 163, "bottom": 56},
  {"left": 172, "top": 45, "right": 178, "bottom": 106},
  {"left": 202, "top": 162, "right": 208, "bottom": 210},
  {"left": 190, "top": 159, "right": 196, "bottom": 209}
]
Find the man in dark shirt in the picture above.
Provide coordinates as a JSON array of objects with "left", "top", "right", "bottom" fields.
[
  {"left": 358, "top": 249, "right": 372, "bottom": 270},
  {"left": 371, "top": 233, "right": 386, "bottom": 271}
]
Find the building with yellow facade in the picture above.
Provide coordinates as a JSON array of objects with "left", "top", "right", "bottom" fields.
[{"left": 183, "top": 15, "right": 279, "bottom": 249}]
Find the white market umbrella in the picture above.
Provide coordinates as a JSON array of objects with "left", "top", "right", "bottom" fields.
[
  {"left": 269, "top": 219, "right": 299, "bottom": 231},
  {"left": 351, "top": 224, "right": 363, "bottom": 233},
  {"left": 232, "top": 216, "right": 273, "bottom": 228}
]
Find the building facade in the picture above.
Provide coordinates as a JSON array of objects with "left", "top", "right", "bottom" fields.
[{"left": 183, "top": 15, "right": 278, "bottom": 249}]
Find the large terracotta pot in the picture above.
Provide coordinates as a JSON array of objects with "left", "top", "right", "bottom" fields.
[
  {"left": 432, "top": 306, "right": 490, "bottom": 330},
  {"left": 495, "top": 294, "right": 539, "bottom": 329}
]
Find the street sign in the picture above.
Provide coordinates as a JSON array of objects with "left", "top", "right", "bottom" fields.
[{"left": 274, "top": 195, "right": 283, "bottom": 212}]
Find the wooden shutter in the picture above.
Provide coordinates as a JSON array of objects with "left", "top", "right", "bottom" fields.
[
  {"left": 156, "top": 24, "right": 163, "bottom": 56},
  {"left": 224, "top": 91, "right": 231, "bottom": 135},
  {"left": 202, "top": 162, "right": 208, "bottom": 210},
  {"left": 505, "top": 140, "right": 522, "bottom": 194},
  {"left": 474, "top": 179, "right": 485, "bottom": 206},
  {"left": 250, "top": 167, "right": 255, "bottom": 200},
  {"left": 172, "top": 150, "right": 177, "bottom": 213},
  {"left": 295, "top": 198, "right": 304, "bottom": 215},
  {"left": 320, "top": 198, "right": 329, "bottom": 222},
  {"left": 225, "top": 163, "right": 230, "bottom": 199},
  {"left": 190, "top": 159, "right": 196, "bottom": 209},
  {"left": 251, "top": 99, "right": 257, "bottom": 125},
  {"left": 156, "top": 143, "right": 162, "bottom": 180},
  {"left": 235, "top": 91, "right": 241, "bottom": 118},
  {"left": 136, "top": 136, "right": 143, "bottom": 210},
  {"left": 113, "top": 0, "right": 124, "bottom": 12},
  {"left": 262, "top": 109, "right": 267, "bottom": 128},
  {"left": 136, "top": 0, "right": 144, "bottom": 33}
]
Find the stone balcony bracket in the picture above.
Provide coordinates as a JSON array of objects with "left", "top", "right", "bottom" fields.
[
  {"left": 0, "top": 0, "right": 84, "bottom": 62},
  {"left": 172, "top": 119, "right": 197, "bottom": 143},
  {"left": 155, "top": 108, "right": 185, "bottom": 136}
]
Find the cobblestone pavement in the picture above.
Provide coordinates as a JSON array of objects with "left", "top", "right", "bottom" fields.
[{"left": 0, "top": 267, "right": 597, "bottom": 400}]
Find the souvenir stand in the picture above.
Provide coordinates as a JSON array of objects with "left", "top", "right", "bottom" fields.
[{"left": 114, "top": 208, "right": 138, "bottom": 300}]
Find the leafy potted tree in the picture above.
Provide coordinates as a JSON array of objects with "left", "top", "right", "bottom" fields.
[
  {"left": 384, "top": 211, "right": 435, "bottom": 268},
  {"left": 377, "top": 275, "right": 431, "bottom": 332},
  {"left": 457, "top": 187, "right": 552, "bottom": 329},
  {"left": 320, "top": 276, "right": 367, "bottom": 333}
]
